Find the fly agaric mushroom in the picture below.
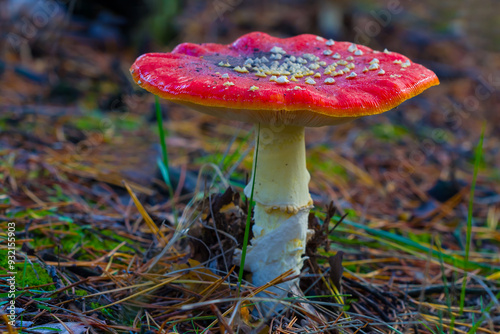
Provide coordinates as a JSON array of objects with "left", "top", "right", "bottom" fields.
[{"left": 130, "top": 32, "right": 439, "bottom": 295}]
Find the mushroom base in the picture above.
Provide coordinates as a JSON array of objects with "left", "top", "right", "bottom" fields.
[
  {"left": 242, "top": 204, "right": 311, "bottom": 293},
  {"left": 240, "top": 125, "right": 313, "bottom": 296}
]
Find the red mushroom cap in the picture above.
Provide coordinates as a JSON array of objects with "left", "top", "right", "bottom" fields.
[{"left": 130, "top": 32, "right": 439, "bottom": 127}]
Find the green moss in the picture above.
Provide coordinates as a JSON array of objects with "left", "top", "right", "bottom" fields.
[
  {"left": 75, "top": 289, "right": 88, "bottom": 296},
  {"left": 100, "top": 230, "right": 137, "bottom": 252},
  {"left": 23, "top": 262, "right": 55, "bottom": 289},
  {"left": 90, "top": 301, "right": 117, "bottom": 320},
  {"left": 32, "top": 221, "right": 137, "bottom": 259},
  {"left": 9, "top": 207, "right": 57, "bottom": 219},
  {"left": 0, "top": 257, "right": 55, "bottom": 291},
  {"left": 90, "top": 301, "right": 101, "bottom": 309}
]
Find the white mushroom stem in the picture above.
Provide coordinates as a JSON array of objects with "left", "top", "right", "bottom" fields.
[{"left": 241, "top": 124, "right": 313, "bottom": 293}]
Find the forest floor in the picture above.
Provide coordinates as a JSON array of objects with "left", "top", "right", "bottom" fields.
[{"left": 1, "top": 1, "right": 499, "bottom": 333}]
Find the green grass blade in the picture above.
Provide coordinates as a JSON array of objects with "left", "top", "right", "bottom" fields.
[
  {"left": 419, "top": 320, "right": 438, "bottom": 334},
  {"left": 435, "top": 236, "right": 455, "bottom": 334},
  {"left": 336, "top": 220, "right": 497, "bottom": 271},
  {"left": 460, "top": 125, "right": 485, "bottom": 314},
  {"left": 157, "top": 157, "right": 172, "bottom": 192},
  {"left": 238, "top": 124, "right": 260, "bottom": 293},
  {"left": 467, "top": 291, "right": 500, "bottom": 333},
  {"left": 155, "top": 95, "right": 171, "bottom": 189},
  {"left": 154, "top": 95, "right": 178, "bottom": 225}
]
